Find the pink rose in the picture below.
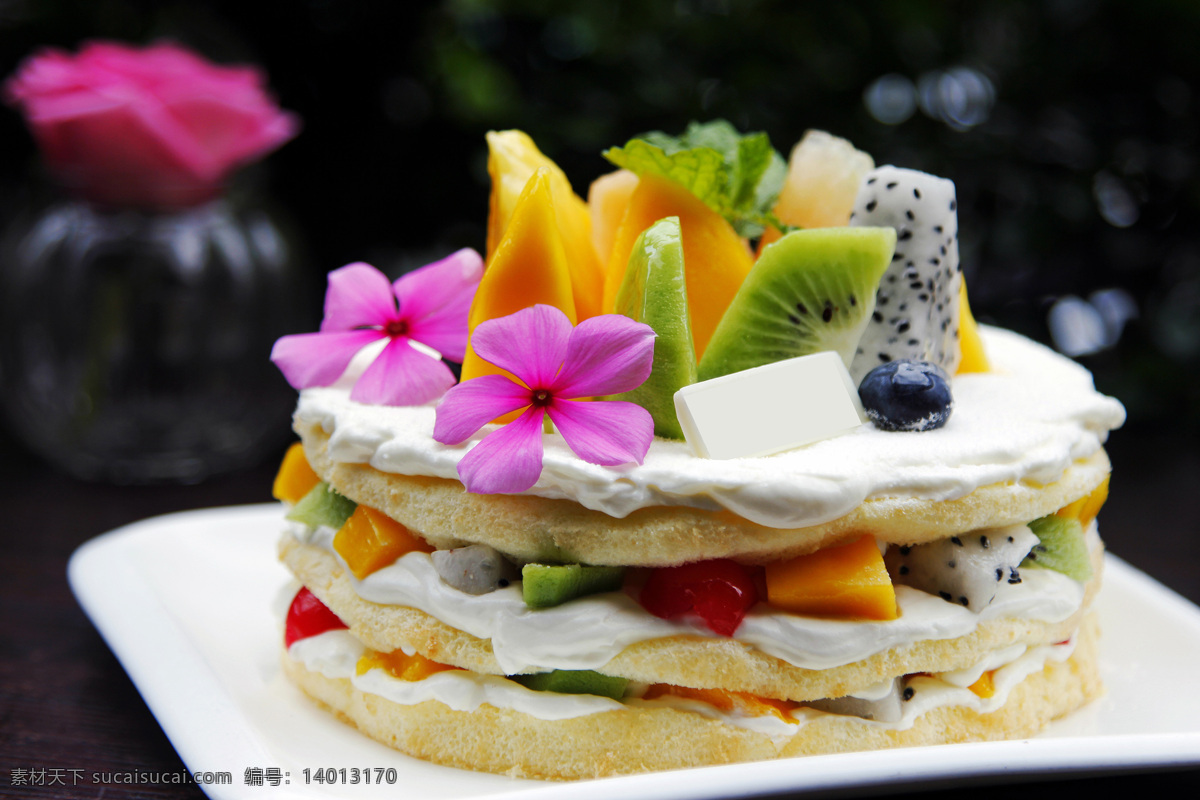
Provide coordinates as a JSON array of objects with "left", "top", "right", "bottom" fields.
[{"left": 4, "top": 40, "right": 300, "bottom": 210}]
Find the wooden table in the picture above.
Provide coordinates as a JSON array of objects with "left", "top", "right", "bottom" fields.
[{"left": 1, "top": 425, "right": 1197, "bottom": 799}]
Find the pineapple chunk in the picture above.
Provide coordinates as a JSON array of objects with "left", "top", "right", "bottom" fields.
[
  {"left": 272, "top": 442, "right": 320, "bottom": 505},
  {"left": 765, "top": 535, "right": 898, "bottom": 620},
  {"left": 356, "top": 648, "right": 458, "bottom": 681},
  {"left": 334, "top": 506, "right": 434, "bottom": 581}
]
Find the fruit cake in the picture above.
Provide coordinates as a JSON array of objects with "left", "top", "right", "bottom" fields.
[{"left": 269, "top": 125, "right": 1125, "bottom": 780}]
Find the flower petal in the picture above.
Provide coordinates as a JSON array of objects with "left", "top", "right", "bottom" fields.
[
  {"left": 433, "top": 375, "right": 532, "bottom": 445},
  {"left": 270, "top": 329, "right": 381, "bottom": 389},
  {"left": 547, "top": 398, "right": 654, "bottom": 467},
  {"left": 397, "top": 248, "right": 484, "bottom": 361},
  {"left": 551, "top": 314, "right": 656, "bottom": 398},
  {"left": 320, "top": 262, "right": 397, "bottom": 332},
  {"left": 471, "top": 304, "right": 572, "bottom": 389},
  {"left": 456, "top": 407, "right": 546, "bottom": 494},
  {"left": 350, "top": 338, "right": 456, "bottom": 406}
]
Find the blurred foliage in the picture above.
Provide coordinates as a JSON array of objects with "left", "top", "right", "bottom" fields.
[{"left": 1, "top": 0, "right": 1199, "bottom": 430}]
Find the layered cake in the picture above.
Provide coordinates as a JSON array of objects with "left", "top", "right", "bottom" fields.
[{"left": 269, "top": 126, "right": 1125, "bottom": 779}]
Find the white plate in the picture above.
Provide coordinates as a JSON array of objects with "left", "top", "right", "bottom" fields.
[{"left": 69, "top": 504, "right": 1200, "bottom": 800}]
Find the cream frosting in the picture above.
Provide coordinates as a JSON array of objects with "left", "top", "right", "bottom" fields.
[
  {"left": 295, "top": 327, "right": 1125, "bottom": 530},
  {"left": 288, "top": 521, "right": 1091, "bottom": 675},
  {"left": 288, "top": 628, "right": 1078, "bottom": 734}
]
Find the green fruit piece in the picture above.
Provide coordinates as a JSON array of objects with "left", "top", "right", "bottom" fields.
[
  {"left": 286, "top": 481, "right": 357, "bottom": 530},
  {"left": 1023, "top": 516, "right": 1093, "bottom": 582},
  {"left": 513, "top": 669, "right": 629, "bottom": 700},
  {"left": 610, "top": 216, "right": 697, "bottom": 440},
  {"left": 521, "top": 563, "right": 626, "bottom": 608},
  {"left": 697, "top": 227, "right": 896, "bottom": 381}
]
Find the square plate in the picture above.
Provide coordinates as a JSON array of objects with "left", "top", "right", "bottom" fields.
[{"left": 69, "top": 504, "right": 1200, "bottom": 799}]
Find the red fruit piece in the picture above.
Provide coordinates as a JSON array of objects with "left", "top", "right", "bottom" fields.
[
  {"left": 639, "top": 559, "right": 760, "bottom": 636},
  {"left": 284, "top": 586, "right": 348, "bottom": 648}
]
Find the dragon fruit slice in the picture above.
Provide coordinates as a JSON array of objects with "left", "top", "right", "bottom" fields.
[
  {"left": 884, "top": 524, "right": 1039, "bottom": 611},
  {"left": 807, "top": 677, "right": 905, "bottom": 722},
  {"left": 848, "top": 166, "right": 962, "bottom": 385}
]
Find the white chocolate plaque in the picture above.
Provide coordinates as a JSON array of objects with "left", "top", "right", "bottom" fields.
[{"left": 674, "top": 352, "right": 865, "bottom": 459}]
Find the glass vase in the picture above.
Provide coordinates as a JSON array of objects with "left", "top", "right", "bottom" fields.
[{"left": 0, "top": 190, "right": 309, "bottom": 483}]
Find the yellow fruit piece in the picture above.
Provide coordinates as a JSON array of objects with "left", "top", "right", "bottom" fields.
[
  {"left": 588, "top": 168, "right": 640, "bottom": 270},
  {"left": 333, "top": 505, "right": 434, "bottom": 581},
  {"left": 765, "top": 535, "right": 898, "bottom": 620},
  {"left": 1056, "top": 474, "right": 1110, "bottom": 528},
  {"left": 602, "top": 173, "right": 753, "bottom": 359},
  {"left": 356, "top": 648, "right": 459, "bottom": 681},
  {"left": 956, "top": 280, "right": 990, "bottom": 374},
  {"left": 643, "top": 684, "right": 800, "bottom": 724},
  {"left": 486, "top": 130, "right": 603, "bottom": 320},
  {"left": 1077, "top": 475, "right": 1110, "bottom": 527},
  {"left": 1055, "top": 495, "right": 1087, "bottom": 521},
  {"left": 463, "top": 168, "right": 578, "bottom": 388},
  {"left": 272, "top": 442, "right": 320, "bottom": 505},
  {"left": 757, "top": 129, "right": 875, "bottom": 255},
  {"left": 968, "top": 670, "right": 996, "bottom": 699}
]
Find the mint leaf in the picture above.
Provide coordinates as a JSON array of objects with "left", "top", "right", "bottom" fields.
[
  {"left": 603, "top": 120, "right": 788, "bottom": 239},
  {"left": 601, "top": 139, "right": 726, "bottom": 208}
]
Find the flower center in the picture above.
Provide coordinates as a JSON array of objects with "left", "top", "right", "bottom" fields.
[
  {"left": 530, "top": 389, "right": 553, "bottom": 407},
  {"left": 384, "top": 319, "right": 409, "bottom": 338}
]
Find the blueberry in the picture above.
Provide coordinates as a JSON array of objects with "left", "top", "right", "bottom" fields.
[{"left": 858, "top": 360, "right": 953, "bottom": 432}]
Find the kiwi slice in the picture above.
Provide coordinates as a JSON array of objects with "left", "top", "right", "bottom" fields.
[
  {"left": 1023, "top": 516, "right": 1094, "bottom": 582},
  {"left": 286, "top": 481, "right": 357, "bottom": 530},
  {"left": 521, "top": 563, "right": 626, "bottom": 608},
  {"left": 512, "top": 669, "right": 629, "bottom": 700},
  {"left": 609, "top": 216, "right": 696, "bottom": 439},
  {"left": 697, "top": 227, "right": 896, "bottom": 382}
]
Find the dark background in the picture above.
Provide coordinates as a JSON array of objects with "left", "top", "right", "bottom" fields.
[
  {"left": 1, "top": 0, "right": 1198, "bottom": 432},
  {"left": 0, "top": 1, "right": 1198, "bottom": 798}
]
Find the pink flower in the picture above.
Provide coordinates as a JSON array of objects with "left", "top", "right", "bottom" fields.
[
  {"left": 271, "top": 249, "right": 484, "bottom": 406},
  {"left": 434, "top": 304, "right": 656, "bottom": 494},
  {"left": 4, "top": 40, "right": 299, "bottom": 210}
]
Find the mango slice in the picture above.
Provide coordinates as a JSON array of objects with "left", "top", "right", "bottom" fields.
[
  {"left": 968, "top": 670, "right": 996, "bottom": 698},
  {"left": 486, "top": 130, "right": 603, "bottom": 320},
  {"left": 462, "top": 167, "right": 578, "bottom": 386},
  {"left": 272, "top": 442, "right": 320, "bottom": 505},
  {"left": 602, "top": 173, "right": 753, "bottom": 359},
  {"left": 357, "top": 648, "right": 458, "bottom": 681},
  {"left": 765, "top": 535, "right": 898, "bottom": 620},
  {"left": 1056, "top": 474, "right": 1109, "bottom": 529},
  {"left": 956, "top": 280, "right": 990, "bottom": 374},
  {"left": 333, "top": 505, "right": 434, "bottom": 581},
  {"left": 587, "top": 168, "right": 640, "bottom": 270},
  {"left": 643, "top": 683, "right": 800, "bottom": 724}
]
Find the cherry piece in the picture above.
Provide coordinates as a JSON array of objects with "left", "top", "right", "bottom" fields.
[
  {"left": 639, "top": 559, "right": 760, "bottom": 636},
  {"left": 284, "top": 586, "right": 349, "bottom": 647}
]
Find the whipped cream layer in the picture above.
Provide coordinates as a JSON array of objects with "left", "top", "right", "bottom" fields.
[
  {"left": 289, "top": 628, "right": 1078, "bottom": 734},
  {"left": 296, "top": 327, "right": 1125, "bottom": 529},
  {"left": 290, "top": 522, "right": 1091, "bottom": 675}
]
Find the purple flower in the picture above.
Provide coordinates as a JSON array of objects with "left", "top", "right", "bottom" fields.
[
  {"left": 271, "top": 249, "right": 483, "bottom": 405},
  {"left": 434, "top": 304, "right": 656, "bottom": 494}
]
